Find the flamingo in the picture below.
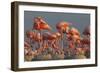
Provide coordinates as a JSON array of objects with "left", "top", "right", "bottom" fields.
[
  {"left": 24, "top": 41, "right": 32, "bottom": 55},
  {"left": 56, "top": 21, "right": 69, "bottom": 49},
  {"left": 69, "top": 27, "right": 80, "bottom": 36},
  {"left": 54, "top": 32, "right": 61, "bottom": 48},
  {"left": 24, "top": 41, "right": 36, "bottom": 61},
  {"left": 82, "top": 26, "right": 90, "bottom": 58},
  {"left": 24, "top": 41, "right": 31, "bottom": 48},
  {"left": 26, "top": 31, "right": 43, "bottom": 50},
  {"left": 33, "top": 17, "right": 51, "bottom": 48},
  {"left": 26, "top": 31, "right": 34, "bottom": 41},
  {"left": 42, "top": 32, "right": 62, "bottom": 54},
  {"left": 33, "top": 17, "right": 51, "bottom": 30},
  {"left": 65, "top": 27, "right": 81, "bottom": 57},
  {"left": 42, "top": 32, "right": 57, "bottom": 48},
  {"left": 66, "top": 27, "right": 81, "bottom": 48}
]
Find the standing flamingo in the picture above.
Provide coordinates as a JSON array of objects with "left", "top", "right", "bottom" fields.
[
  {"left": 68, "top": 27, "right": 81, "bottom": 46},
  {"left": 54, "top": 32, "right": 62, "bottom": 48},
  {"left": 65, "top": 27, "right": 81, "bottom": 58},
  {"left": 33, "top": 17, "right": 51, "bottom": 48},
  {"left": 26, "top": 31, "right": 35, "bottom": 48},
  {"left": 56, "top": 21, "right": 69, "bottom": 49},
  {"left": 82, "top": 26, "right": 90, "bottom": 58},
  {"left": 26, "top": 31, "right": 43, "bottom": 50},
  {"left": 42, "top": 32, "right": 57, "bottom": 49},
  {"left": 24, "top": 41, "right": 31, "bottom": 55}
]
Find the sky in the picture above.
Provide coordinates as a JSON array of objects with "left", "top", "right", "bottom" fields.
[{"left": 24, "top": 11, "right": 90, "bottom": 35}]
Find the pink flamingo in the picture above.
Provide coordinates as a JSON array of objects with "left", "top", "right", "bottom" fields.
[
  {"left": 56, "top": 21, "right": 69, "bottom": 49},
  {"left": 42, "top": 32, "right": 62, "bottom": 53},
  {"left": 33, "top": 17, "right": 51, "bottom": 48}
]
